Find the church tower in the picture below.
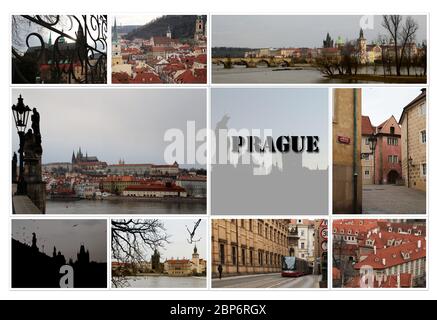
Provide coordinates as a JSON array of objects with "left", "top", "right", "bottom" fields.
[
  {"left": 194, "top": 16, "right": 204, "bottom": 42},
  {"left": 166, "top": 25, "right": 172, "bottom": 39},
  {"left": 112, "top": 18, "right": 123, "bottom": 66},
  {"left": 358, "top": 28, "right": 367, "bottom": 64},
  {"left": 192, "top": 245, "right": 200, "bottom": 273}
]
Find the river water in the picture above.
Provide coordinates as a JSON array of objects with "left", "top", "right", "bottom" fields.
[
  {"left": 46, "top": 199, "right": 206, "bottom": 214},
  {"left": 114, "top": 276, "right": 207, "bottom": 288},
  {"left": 212, "top": 65, "right": 425, "bottom": 84}
]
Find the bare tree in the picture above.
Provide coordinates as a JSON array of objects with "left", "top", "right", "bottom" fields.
[
  {"left": 111, "top": 219, "right": 169, "bottom": 287},
  {"left": 340, "top": 41, "right": 359, "bottom": 75},
  {"left": 382, "top": 15, "right": 419, "bottom": 76}
]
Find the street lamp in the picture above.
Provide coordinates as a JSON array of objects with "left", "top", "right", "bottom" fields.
[
  {"left": 12, "top": 94, "right": 31, "bottom": 195},
  {"left": 368, "top": 135, "right": 377, "bottom": 185}
]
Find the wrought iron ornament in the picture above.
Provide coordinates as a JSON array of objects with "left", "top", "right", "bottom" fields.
[{"left": 12, "top": 15, "right": 107, "bottom": 84}]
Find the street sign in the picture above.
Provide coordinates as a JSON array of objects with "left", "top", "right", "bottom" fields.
[
  {"left": 321, "top": 240, "right": 328, "bottom": 252},
  {"left": 337, "top": 136, "right": 351, "bottom": 144},
  {"left": 320, "top": 227, "right": 328, "bottom": 240}
]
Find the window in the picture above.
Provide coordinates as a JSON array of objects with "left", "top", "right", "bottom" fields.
[
  {"left": 241, "top": 248, "right": 246, "bottom": 266},
  {"left": 362, "top": 153, "right": 370, "bottom": 160},
  {"left": 300, "top": 242, "right": 305, "bottom": 249},
  {"left": 419, "top": 103, "right": 426, "bottom": 116},
  {"left": 249, "top": 220, "right": 253, "bottom": 231},
  {"left": 364, "top": 170, "right": 370, "bottom": 177},
  {"left": 249, "top": 250, "right": 253, "bottom": 265},
  {"left": 421, "top": 163, "right": 427, "bottom": 176},
  {"left": 388, "top": 155, "right": 398, "bottom": 164},
  {"left": 220, "top": 244, "right": 225, "bottom": 265},
  {"left": 387, "top": 137, "right": 398, "bottom": 145},
  {"left": 390, "top": 126, "right": 395, "bottom": 135},
  {"left": 232, "top": 246, "right": 237, "bottom": 265},
  {"left": 420, "top": 130, "right": 426, "bottom": 144}
]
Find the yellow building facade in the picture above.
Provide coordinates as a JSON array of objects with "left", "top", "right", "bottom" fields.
[
  {"left": 211, "top": 219, "right": 289, "bottom": 278},
  {"left": 400, "top": 89, "right": 427, "bottom": 191},
  {"left": 333, "top": 89, "right": 362, "bottom": 213}
]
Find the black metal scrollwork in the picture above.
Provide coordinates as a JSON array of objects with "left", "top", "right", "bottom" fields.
[{"left": 12, "top": 15, "right": 107, "bottom": 84}]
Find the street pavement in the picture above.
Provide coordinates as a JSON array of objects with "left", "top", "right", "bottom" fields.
[
  {"left": 363, "top": 184, "right": 426, "bottom": 214},
  {"left": 212, "top": 273, "right": 321, "bottom": 288}
]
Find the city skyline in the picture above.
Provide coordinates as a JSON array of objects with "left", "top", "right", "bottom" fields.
[
  {"left": 11, "top": 89, "right": 206, "bottom": 168},
  {"left": 12, "top": 220, "right": 107, "bottom": 263},
  {"left": 212, "top": 15, "right": 427, "bottom": 48}
]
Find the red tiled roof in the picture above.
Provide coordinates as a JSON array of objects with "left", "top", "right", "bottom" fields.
[
  {"left": 361, "top": 116, "right": 375, "bottom": 135},
  {"left": 354, "top": 240, "right": 426, "bottom": 270},
  {"left": 177, "top": 175, "right": 207, "bottom": 181},
  {"left": 133, "top": 72, "right": 162, "bottom": 84}
]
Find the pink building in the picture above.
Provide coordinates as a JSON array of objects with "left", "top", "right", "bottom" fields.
[{"left": 374, "top": 116, "right": 402, "bottom": 184}]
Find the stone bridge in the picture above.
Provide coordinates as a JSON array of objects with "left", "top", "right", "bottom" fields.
[{"left": 212, "top": 57, "right": 295, "bottom": 68}]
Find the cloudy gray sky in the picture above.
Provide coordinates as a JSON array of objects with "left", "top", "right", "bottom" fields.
[
  {"left": 362, "top": 87, "right": 425, "bottom": 125},
  {"left": 155, "top": 219, "right": 206, "bottom": 261},
  {"left": 115, "top": 15, "right": 161, "bottom": 26},
  {"left": 11, "top": 89, "right": 206, "bottom": 168},
  {"left": 212, "top": 88, "right": 329, "bottom": 170},
  {"left": 212, "top": 15, "right": 427, "bottom": 48},
  {"left": 12, "top": 15, "right": 106, "bottom": 53},
  {"left": 12, "top": 219, "right": 107, "bottom": 263}
]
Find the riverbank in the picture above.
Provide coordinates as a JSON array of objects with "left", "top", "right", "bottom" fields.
[
  {"left": 326, "top": 74, "right": 427, "bottom": 83},
  {"left": 48, "top": 196, "right": 206, "bottom": 203},
  {"left": 46, "top": 198, "right": 207, "bottom": 214}
]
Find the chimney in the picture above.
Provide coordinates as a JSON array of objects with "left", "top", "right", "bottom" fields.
[
  {"left": 421, "top": 88, "right": 426, "bottom": 94},
  {"left": 418, "top": 240, "right": 422, "bottom": 249},
  {"left": 382, "top": 258, "right": 386, "bottom": 266},
  {"left": 373, "top": 246, "right": 377, "bottom": 255},
  {"left": 379, "top": 232, "right": 382, "bottom": 239}
]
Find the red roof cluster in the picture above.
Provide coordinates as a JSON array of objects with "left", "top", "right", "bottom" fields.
[{"left": 354, "top": 240, "right": 426, "bottom": 270}]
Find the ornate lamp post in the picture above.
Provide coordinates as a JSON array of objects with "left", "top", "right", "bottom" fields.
[
  {"left": 12, "top": 95, "right": 31, "bottom": 195},
  {"left": 368, "top": 135, "right": 377, "bottom": 185}
]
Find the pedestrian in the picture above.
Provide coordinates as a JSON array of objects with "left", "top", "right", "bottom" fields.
[{"left": 218, "top": 264, "right": 223, "bottom": 280}]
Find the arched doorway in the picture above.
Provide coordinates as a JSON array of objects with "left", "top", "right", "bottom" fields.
[{"left": 387, "top": 170, "right": 400, "bottom": 184}]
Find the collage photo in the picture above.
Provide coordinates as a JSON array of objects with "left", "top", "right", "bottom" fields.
[{"left": 9, "top": 13, "right": 428, "bottom": 293}]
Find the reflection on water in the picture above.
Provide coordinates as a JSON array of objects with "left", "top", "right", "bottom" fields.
[
  {"left": 46, "top": 199, "right": 206, "bottom": 214},
  {"left": 115, "top": 276, "right": 207, "bottom": 288},
  {"left": 212, "top": 65, "right": 425, "bottom": 84}
]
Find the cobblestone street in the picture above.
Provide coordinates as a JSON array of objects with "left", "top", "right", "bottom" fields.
[{"left": 363, "top": 184, "right": 426, "bottom": 214}]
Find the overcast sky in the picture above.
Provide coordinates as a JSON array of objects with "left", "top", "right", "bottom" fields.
[
  {"left": 11, "top": 89, "right": 206, "bottom": 167},
  {"left": 212, "top": 88, "right": 328, "bottom": 170},
  {"left": 12, "top": 15, "right": 106, "bottom": 53},
  {"left": 12, "top": 219, "right": 107, "bottom": 263},
  {"left": 212, "top": 15, "right": 427, "bottom": 48},
  {"left": 145, "top": 219, "right": 206, "bottom": 261},
  {"left": 114, "top": 15, "right": 162, "bottom": 26},
  {"left": 362, "top": 87, "right": 425, "bottom": 125}
]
